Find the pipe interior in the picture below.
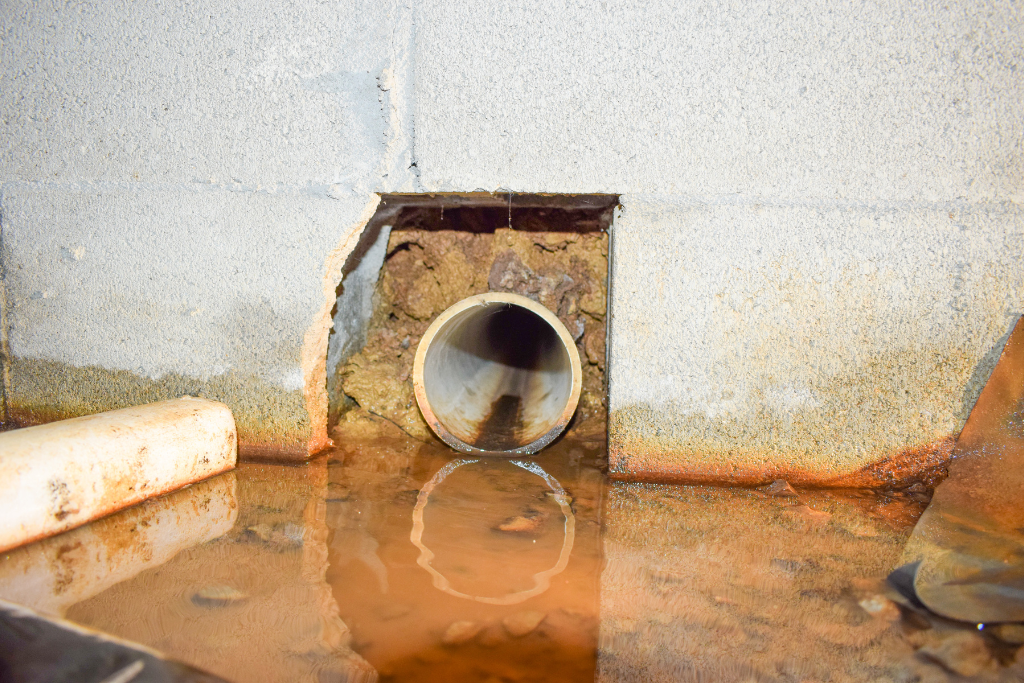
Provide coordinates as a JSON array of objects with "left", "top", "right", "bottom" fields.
[{"left": 422, "top": 303, "right": 574, "bottom": 451}]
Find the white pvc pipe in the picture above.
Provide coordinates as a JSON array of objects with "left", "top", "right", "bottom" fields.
[
  {"left": 413, "top": 293, "right": 582, "bottom": 454},
  {"left": 0, "top": 397, "right": 237, "bottom": 552}
]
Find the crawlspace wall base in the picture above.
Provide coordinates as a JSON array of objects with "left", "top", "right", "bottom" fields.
[
  {"left": 607, "top": 198, "right": 1024, "bottom": 486},
  {"left": 9, "top": 358, "right": 308, "bottom": 458},
  {"left": 0, "top": 185, "right": 383, "bottom": 460}
]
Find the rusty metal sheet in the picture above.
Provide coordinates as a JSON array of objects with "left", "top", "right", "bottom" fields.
[{"left": 900, "top": 316, "right": 1024, "bottom": 623}]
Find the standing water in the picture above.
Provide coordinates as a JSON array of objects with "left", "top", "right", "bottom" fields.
[{"left": 1, "top": 431, "right": 1022, "bottom": 681}]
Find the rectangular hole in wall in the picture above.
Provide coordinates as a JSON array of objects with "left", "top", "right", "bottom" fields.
[{"left": 326, "top": 193, "right": 618, "bottom": 452}]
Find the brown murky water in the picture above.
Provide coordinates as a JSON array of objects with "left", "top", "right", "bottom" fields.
[{"left": 2, "top": 433, "right": 1023, "bottom": 681}]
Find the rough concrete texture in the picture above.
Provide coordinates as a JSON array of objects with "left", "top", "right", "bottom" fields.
[
  {"left": 0, "top": 185, "right": 378, "bottom": 453},
  {"left": 0, "top": 0, "right": 418, "bottom": 454},
  {"left": 609, "top": 199, "right": 1024, "bottom": 484},
  {"left": 414, "top": 0, "right": 1022, "bottom": 203},
  {"left": 2, "top": 0, "right": 1022, "bottom": 473},
  {"left": 333, "top": 204, "right": 609, "bottom": 444},
  {"left": 0, "top": 0, "right": 408, "bottom": 190}
]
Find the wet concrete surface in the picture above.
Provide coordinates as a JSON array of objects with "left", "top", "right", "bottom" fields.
[
  {"left": 599, "top": 482, "right": 1022, "bottom": 682},
  {"left": 0, "top": 430, "right": 1022, "bottom": 681}
]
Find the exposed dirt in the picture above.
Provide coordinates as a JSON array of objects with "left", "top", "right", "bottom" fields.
[{"left": 332, "top": 205, "right": 610, "bottom": 445}]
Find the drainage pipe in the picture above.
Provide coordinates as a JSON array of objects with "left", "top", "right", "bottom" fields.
[
  {"left": 0, "top": 397, "right": 237, "bottom": 552},
  {"left": 413, "top": 292, "right": 582, "bottom": 455}
]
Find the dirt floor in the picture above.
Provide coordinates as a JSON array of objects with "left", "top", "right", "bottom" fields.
[{"left": 331, "top": 204, "right": 611, "bottom": 446}]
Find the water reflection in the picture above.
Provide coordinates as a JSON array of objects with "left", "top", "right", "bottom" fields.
[
  {"left": 325, "top": 436, "right": 605, "bottom": 683},
  {"left": 36, "top": 462, "right": 374, "bottom": 683},
  {"left": 410, "top": 458, "right": 575, "bottom": 605},
  {"left": 11, "top": 417, "right": 1019, "bottom": 682},
  {"left": 0, "top": 473, "right": 238, "bottom": 618}
]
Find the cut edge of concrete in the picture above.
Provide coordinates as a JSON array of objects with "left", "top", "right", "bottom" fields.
[{"left": 300, "top": 194, "right": 381, "bottom": 456}]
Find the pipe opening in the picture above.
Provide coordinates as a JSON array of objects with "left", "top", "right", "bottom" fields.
[
  {"left": 415, "top": 294, "right": 581, "bottom": 454},
  {"left": 327, "top": 192, "right": 615, "bottom": 450}
]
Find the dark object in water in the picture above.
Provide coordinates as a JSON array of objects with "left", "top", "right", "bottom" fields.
[
  {"left": 758, "top": 479, "right": 799, "bottom": 497},
  {"left": 886, "top": 561, "right": 928, "bottom": 612},
  {"left": 0, "top": 598, "right": 227, "bottom": 682},
  {"left": 898, "top": 316, "right": 1024, "bottom": 623},
  {"left": 190, "top": 586, "right": 247, "bottom": 609}
]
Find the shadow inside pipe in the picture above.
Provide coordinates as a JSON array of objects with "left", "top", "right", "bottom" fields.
[
  {"left": 476, "top": 304, "right": 555, "bottom": 371},
  {"left": 452, "top": 304, "right": 565, "bottom": 450}
]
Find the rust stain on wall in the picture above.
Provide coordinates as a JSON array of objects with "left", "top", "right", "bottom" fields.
[
  {"left": 608, "top": 435, "right": 955, "bottom": 489},
  {"left": 607, "top": 336, "right": 1018, "bottom": 487}
]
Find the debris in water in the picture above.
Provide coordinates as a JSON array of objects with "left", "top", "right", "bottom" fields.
[
  {"left": 495, "top": 509, "right": 547, "bottom": 534},
  {"left": 376, "top": 602, "right": 413, "bottom": 621},
  {"left": 992, "top": 623, "right": 1024, "bottom": 645},
  {"left": 476, "top": 623, "right": 506, "bottom": 647},
  {"left": 502, "top": 611, "right": 546, "bottom": 637},
  {"left": 759, "top": 479, "right": 798, "bottom": 497},
  {"left": 191, "top": 585, "right": 247, "bottom": 608},
  {"left": 442, "top": 620, "right": 482, "bottom": 645},
  {"left": 912, "top": 629, "right": 996, "bottom": 677},
  {"left": 246, "top": 522, "right": 304, "bottom": 549},
  {"left": 782, "top": 504, "right": 832, "bottom": 530},
  {"left": 857, "top": 594, "right": 900, "bottom": 621},
  {"left": 836, "top": 515, "right": 879, "bottom": 538}
]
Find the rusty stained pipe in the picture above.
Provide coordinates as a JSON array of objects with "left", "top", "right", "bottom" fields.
[{"left": 413, "top": 293, "right": 582, "bottom": 455}]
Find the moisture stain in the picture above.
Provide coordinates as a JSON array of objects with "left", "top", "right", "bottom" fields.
[{"left": 473, "top": 394, "right": 523, "bottom": 451}]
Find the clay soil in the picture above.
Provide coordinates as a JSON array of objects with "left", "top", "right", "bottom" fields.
[{"left": 331, "top": 205, "right": 611, "bottom": 446}]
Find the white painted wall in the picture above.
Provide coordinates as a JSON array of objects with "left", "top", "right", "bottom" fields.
[{"left": 2, "top": 0, "right": 1021, "bottom": 472}]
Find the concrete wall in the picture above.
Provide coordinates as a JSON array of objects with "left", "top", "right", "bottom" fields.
[
  {"left": 0, "top": 0, "right": 420, "bottom": 453},
  {"left": 2, "top": 0, "right": 1021, "bottom": 475}
]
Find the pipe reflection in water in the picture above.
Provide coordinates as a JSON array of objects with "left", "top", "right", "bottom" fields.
[
  {"left": 410, "top": 458, "right": 575, "bottom": 605},
  {"left": 900, "top": 316, "right": 1024, "bottom": 624},
  {"left": 0, "top": 473, "right": 238, "bottom": 618},
  {"left": 326, "top": 437, "right": 605, "bottom": 683},
  {"left": 46, "top": 463, "right": 376, "bottom": 683},
  {"left": 9, "top": 424, "right": 1021, "bottom": 680}
]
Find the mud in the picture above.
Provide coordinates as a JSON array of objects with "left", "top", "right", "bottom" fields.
[
  {"left": 599, "top": 482, "right": 1024, "bottom": 683},
  {"left": 332, "top": 204, "right": 610, "bottom": 445}
]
